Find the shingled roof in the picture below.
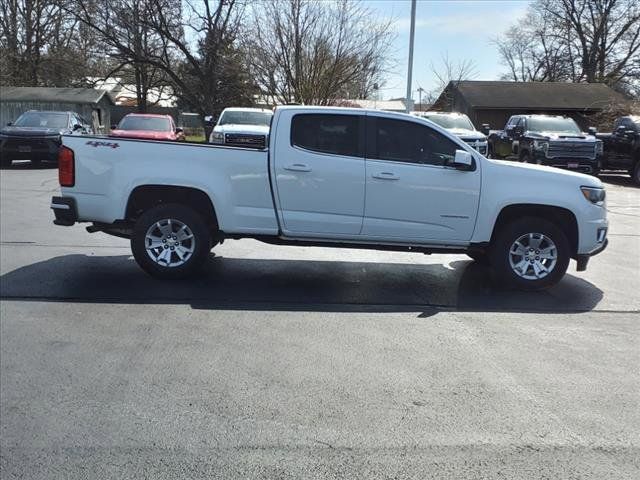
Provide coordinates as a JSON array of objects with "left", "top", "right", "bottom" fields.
[
  {"left": 0, "top": 87, "right": 114, "bottom": 105},
  {"left": 443, "top": 81, "right": 625, "bottom": 110}
]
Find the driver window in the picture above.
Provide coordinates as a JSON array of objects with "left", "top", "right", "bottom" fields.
[{"left": 373, "top": 117, "right": 459, "bottom": 167}]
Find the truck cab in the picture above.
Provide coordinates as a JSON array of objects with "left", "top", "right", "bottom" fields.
[{"left": 488, "top": 115, "right": 603, "bottom": 174}]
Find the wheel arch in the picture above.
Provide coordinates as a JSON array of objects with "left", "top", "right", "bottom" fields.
[
  {"left": 490, "top": 203, "right": 578, "bottom": 256},
  {"left": 125, "top": 184, "right": 219, "bottom": 230}
]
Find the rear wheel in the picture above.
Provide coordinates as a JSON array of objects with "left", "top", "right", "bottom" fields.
[
  {"left": 131, "top": 203, "right": 211, "bottom": 279},
  {"left": 489, "top": 217, "right": 570, "bottom": 290}
]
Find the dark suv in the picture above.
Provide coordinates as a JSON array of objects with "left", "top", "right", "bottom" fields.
[
  {"left": 0, "top": 110, "right": 92, "bottom": 167},
  {"left": 488, "top": 115, "right": 602, "bottom": 174}
]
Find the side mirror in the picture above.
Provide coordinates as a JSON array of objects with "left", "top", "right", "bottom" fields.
[
  {"left": 587, "top": 126, "right": 597, "bottom": 136},
  {"left": 452, "top": 149, "right": 473, "bottom": 170},
  {"left": 175, "top": 127, "right": 183, "bottom": 134},
  {"left": 110, "top": 124, "right": 117, "bottom": 130},
  {"left": 73, "top": 124, "right": 83, "bottom": 131},
  {"left": 204, "top": 115, "right": 216, "bottom": 126},
  {"left": 481, "top": 124, "right": 490, "bottom": 135},
  {"left": 6, "top": 122, "right": 12, "bottom": 126}
]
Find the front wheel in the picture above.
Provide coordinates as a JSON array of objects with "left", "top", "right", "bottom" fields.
[
  {"left": 131, "top": 203, "right": 212, "bottom": 279},
  {"left": 489, "top": 217, "right": 570, "bottom": 290}
]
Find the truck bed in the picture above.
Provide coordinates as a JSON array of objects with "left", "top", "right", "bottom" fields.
[{"left": 60, "top": 135, "right": 279, "bottom": 235}]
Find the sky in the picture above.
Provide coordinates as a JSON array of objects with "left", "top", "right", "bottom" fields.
[{"left": 363, "top": 0, "right": 532, "bottom": 101}]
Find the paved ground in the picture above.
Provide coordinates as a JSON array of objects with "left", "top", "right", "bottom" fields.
[{"left": 1, "top": 163, "right": 639, "bottom": 479}]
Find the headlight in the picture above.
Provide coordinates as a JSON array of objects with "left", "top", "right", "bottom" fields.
[
  {"left": 595, "top": 140, "right": 603, "bottom": 154},
  {"left": 580, "top": 186, "right": 605, "bottom": 205},
  {"left": 533, "top": 140, "right": 549, "bottom": 151},
  {"left": 210, "top": 132, "right": 224, "bottom": 143}
]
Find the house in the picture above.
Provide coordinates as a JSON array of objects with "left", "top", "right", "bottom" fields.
[
  {"left": 87, "top": 77, "right": 178, "bottom": 108},
  {"left": 0, "top": 86, "right": 115, "bottom": 133},
  {"left": 431, "top": 81, "right": 626, "bottom": 129}
]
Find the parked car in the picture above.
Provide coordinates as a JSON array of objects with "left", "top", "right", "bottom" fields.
[
  {"left": 208, "top": 108, "right": 272, "bottom": 148},
  {"left": 595, "top": 116, "right": 640, "bottom": 185},
  {"left": 0, "top": 110, "right": 92, "bottom": 167},
  {"left": 487, "top": 114, "right": 603, "bottom": 174},
  {"left": 51, "top": 106, "right": 608, "bottom": 290},
  {"left": 413, "top": 111, "right": 489, "bottom": 155},
  {"left": 110, "top": 114, "right": 184, "bottom": 141}
]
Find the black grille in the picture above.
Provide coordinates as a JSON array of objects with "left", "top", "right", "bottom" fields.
[
  {"left": 225, "top": 133, "right": 266, "bottom": 149},
  {"left": 547, "top": 142, "right": 595, "bottom": 159}
]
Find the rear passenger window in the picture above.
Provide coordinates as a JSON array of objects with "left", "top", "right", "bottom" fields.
[
  {"left": 291, "top": 114, "right": 361, "bottom": 157},
  {"left": 372, "top": 117, "right": 460, "bottom": 166}
]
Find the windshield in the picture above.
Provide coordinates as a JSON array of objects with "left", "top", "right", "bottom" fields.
[
  {"left": 118, "top": 116, "right": 172, "bottom": 132},
  {"left": 219, "top": 111, "right": 272, "bottom": 127},
  {"left": 14, "top": 112, "right": 68, "bottom": 129},
  {"left": 528, "top": 117, "right": 581, "bottom": 134},
  {"left": 424, "top": 114, "right": 474, "bottom": 130}
]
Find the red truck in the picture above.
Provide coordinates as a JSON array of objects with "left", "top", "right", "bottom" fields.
[{"left": 110, "top": 113, "right": 185, "bottom": 141}]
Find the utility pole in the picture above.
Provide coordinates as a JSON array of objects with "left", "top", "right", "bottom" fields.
[
  {"left": 405, "top": 0, "right": 417, "bottom": 113},
  {"left": 417, "top": 87, "right": 425, "bottom": 111}
]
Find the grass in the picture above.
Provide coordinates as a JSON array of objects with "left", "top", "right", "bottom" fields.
[{"left": 185, "top": 134, "right": 206, "bottom": 143}]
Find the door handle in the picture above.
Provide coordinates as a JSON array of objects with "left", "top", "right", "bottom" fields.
[
  {"left": 372, "top": 171, "right": 399, "bottom": 180},
  {"left": 283, "top": 163, "right": 312, "bottom": 172}
]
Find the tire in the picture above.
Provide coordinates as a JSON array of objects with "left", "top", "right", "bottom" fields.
[
  {"left": 632, "top": 161, "right": 640, "bottom": 186},
  {"left": 131, "top": 203, "right": 212, "bottom": 279},
  {"left": 519, "top": 151, "right": 530, "bottom": 163},
  {"left": 467, "top": 251, "right": 490, "bottom": 265},
  {"left": 489, "top": 217, "right": 570, "bottom": 290}
]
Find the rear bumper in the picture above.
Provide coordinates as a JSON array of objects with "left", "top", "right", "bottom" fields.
[{"left": 51, "top": 196, "right": 78, "bottom": 226}]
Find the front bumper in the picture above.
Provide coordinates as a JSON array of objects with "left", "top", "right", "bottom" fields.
[
  {"left": 576, "top": 238, "right": 608, "bottom": 271},
  {"left": 0, "top": 136, "right": 60, "bottom": 162},
  {"left": 533, "top": 151, "right": 600, "bottom": 174},
  {"left": 51, "top": 196, "right": 78, "bottom": 226}
]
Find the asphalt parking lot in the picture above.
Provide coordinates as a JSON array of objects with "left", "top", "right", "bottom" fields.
[{"left": 1, "top": 163, "right": 639, "bottom": 479}]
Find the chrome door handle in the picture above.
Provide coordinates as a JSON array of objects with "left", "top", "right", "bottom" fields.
[
  {"left": 372, "top": 172, "right": 399, "bottom": 180},
  {"left": 284, "top": 163, "right": 312, "bottom": 172}
]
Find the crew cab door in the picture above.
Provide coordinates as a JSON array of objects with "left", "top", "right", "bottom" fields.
[
  {"left": 362, "top": 115, "right": 481, "bottom": 242},
  {"left": 272, "top": 111, "right": 366, "bottom": 236}
]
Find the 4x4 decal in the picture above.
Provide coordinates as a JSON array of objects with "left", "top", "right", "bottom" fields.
[{"left": 86, "top": 140, "right": 119, "bottom": 149}]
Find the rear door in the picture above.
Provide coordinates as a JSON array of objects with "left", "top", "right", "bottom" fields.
[
  {"left": 362, "top": 114, "right": 481, "bottom": 242},
  {"left": 272, "top": 111, "right": 366, "bottom": 236}
]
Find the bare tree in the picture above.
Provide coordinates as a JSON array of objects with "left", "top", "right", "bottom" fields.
[
  {"left": 60, "top": 0, "right": 176, "bottom": 111},
  {"left": 0, "top": 0, "right": 93, "bottom": 86},
  {"left": 245, "top": 0, "right": 393, "bottom": 105},
  {"left": 495, "top": 0, "right": 640, "bottom": 96},
  {"left": 427, "top": 52, "right": 477, "bottom": 108}
]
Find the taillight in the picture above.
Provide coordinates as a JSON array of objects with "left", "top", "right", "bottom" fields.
[{"left": 58, "top": 146, "right": 75, "bottom": 187}]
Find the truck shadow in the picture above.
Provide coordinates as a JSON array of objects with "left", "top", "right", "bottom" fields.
[{"left": 0, "top": 254, "right": 604, "bottom": 314}]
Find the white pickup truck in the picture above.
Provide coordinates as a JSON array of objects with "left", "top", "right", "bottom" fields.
[{"left": 51, "top": 106, "right": 608, "bottom": 290}]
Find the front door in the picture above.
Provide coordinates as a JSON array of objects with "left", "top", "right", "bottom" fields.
[
  {"left": 362, "top": 115, "right": 481, "bottom": 242},
  {"left": 273, "top": 112, "right": 366, "bottom": 236}
]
